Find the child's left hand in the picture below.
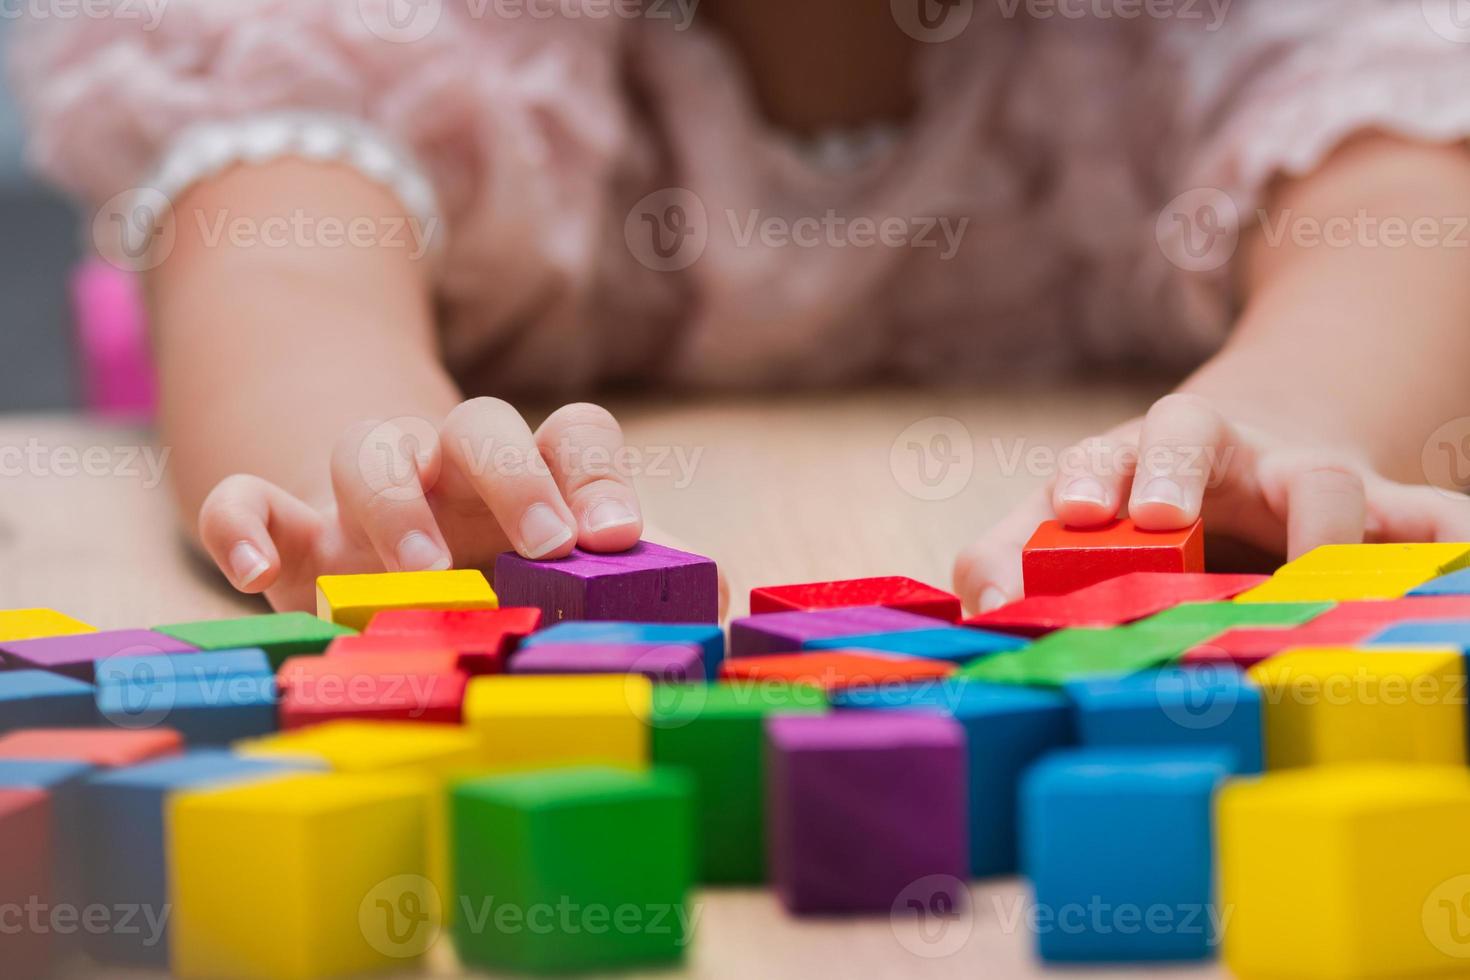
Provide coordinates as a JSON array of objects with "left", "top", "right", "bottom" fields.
[{"left": 954, "top": 392, "right": 1470, "bottom": 612}]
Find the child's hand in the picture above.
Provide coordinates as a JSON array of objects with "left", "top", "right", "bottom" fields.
[
  {"left": 197, "top": 399, "right": 643, "bottom": 611},
  {"left": 954, "top": 393, "right": 1470, "bottom": 612}
]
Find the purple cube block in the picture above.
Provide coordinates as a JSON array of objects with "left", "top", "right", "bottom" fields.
[
  {"left": 766, "top": 712, "right": 970, "bottom": 914},
  {"left": 731, "top": 606, "right": 940, "bottom": 657},
  {"left": 508, "top": 642, "right": 703, "bottom": 682},
  {"left": 0, "top": 630, "right": 199, "bottom": 682},
  {"left": 494, "top": 541, "right": 718, "bottom": 624}
]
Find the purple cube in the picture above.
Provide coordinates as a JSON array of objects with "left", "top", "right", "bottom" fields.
[
  {"left": 731, "top": 606, "right": 940, "bottom": 657},
  {"left": 0, "top": 630, "right": 199, "bottom": 682},
  {"left": 507, "top": 642, "right": 703, "bottom": 682},
  {"left": 766, "top": 712, "right": 970, "bottom": 914},
  {"left": 494, "top": 541, "right": 718, "bottom": 624}
]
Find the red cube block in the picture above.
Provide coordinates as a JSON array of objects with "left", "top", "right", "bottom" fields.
[
  {"left": 0, "top": 788, "right": 52, "bottom": 977},
  {"left": 276, "top": 655, "right": 467, "bottom": 728},
  {"left": 749, "top": 576, "right": 962, "bottom": 622},
  {"left": 363, "top": 607, "right": 542, "bottom": 673},
  {"left": 1022, "top": 518, "right": 1204, "bottom": 597}
]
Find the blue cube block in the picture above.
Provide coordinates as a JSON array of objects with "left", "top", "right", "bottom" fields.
[
  {"left": 1021, "top": 748, "right": 1234, "bottom": 963},
  {"left": 0, "top": 759, "right": 97, "bottom": 909},
  {"left": 1365, "top": 619, "right": 1470, "bottom": 652},
  {"left": 1409, "top": 569, "right": 1470, "bottom": 596},
  {"left": 521, "top": 622, "right": 726, "bottom": 679},
  {"left": 94, "top": 647, "right": 272, "bottom": 687},
  {"left": 81, "top": 750, "right": 318, "bottom": 965},
  {"left": 1064, "top": 667, "right": 1262, "bottom": 773},
  {"left": 807, "top": 627, "right": 1027, "bottom": 663},
  {"left": 836, "top": 680, "right": 1073, "bottom": 876},
  {"left": 0, "top": 670, "right": 96, "bottom": 731},
  {"left": 96, "top": 674, "right": 278, "bottom": 745}
]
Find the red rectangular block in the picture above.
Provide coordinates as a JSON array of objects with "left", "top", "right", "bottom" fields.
[
  {"left": 1022, "top": 518, "right": 1204, "bottom": 597},
  {"left": 1307, "top": 597, "right": 1470, "bottom": 627},
  {"left": 1180, "top": 623, "right": 1380, "bottom": 668},
  {"left": 749, "top": 577, "right": 962, "bottom": 622},
  {"left": 362, "top": 607, "right": 542, "bottom": 673},
  {"left": 326, "top": 634, "right": 493, "bottom": 672},
  {"left": 0, "top": 728, "right": 182, "bottom": 767},
  {"left": 277, "top": 653, "right": 468, "bottom": 728},
  {"left": 967, "top": 572, "right": 1266, "bottom": 636},
  {"left": 0, "top": 789, "right": 52, "bottom": 977},
  {"left": 717, "top": 651, "right": 954, "bottom": 694}
]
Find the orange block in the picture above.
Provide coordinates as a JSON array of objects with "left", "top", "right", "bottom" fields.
[
  {"left": 717, "top": 651, "right": 954, "bottom": 693},
  {"left": 0, "top": 728, "right": 183, "bottom": 767},
  {"left": 1022, "top": 518, "right": 1204, "bottom": 597}
]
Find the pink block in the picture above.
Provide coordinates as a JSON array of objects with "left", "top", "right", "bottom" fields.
[{"left": 72, "top": 259, "right": 156, "bottom": 421}]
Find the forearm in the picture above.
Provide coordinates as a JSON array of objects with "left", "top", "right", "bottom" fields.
[
  {"left": 1180, "top": 135, "right": 1470, "bottom": 483},
  {"left": 148, "top": 159, "right": 461, "bottom": 525}
]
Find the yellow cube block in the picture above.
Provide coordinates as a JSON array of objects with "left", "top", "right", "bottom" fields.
[
  {"left": 315, "top": 569, "right": 497, "bottom": 630},
  {"left": 462, "top": 675, "right": 651, "bottom": 773},
  {"left": 236, "top": 722, "right": 481, "bottom": 914},
  {"left": 169, "top": 772, "right": 437, "bottom": 979},
  {"left": 1277, "top": 542, "right": 1470, "bottom": 577},
  {"left": 0, "top": 608, "right": 94, "bottom": 642},
  {"left": 1249, "top": 647, "right": 1467, "bottom": 769},
  {"left": 1234, "top": 571, "right": 1431, "bottom": 603},
  {"left": 1221, "top": 764, "right": 1470, "bottom": 978}
]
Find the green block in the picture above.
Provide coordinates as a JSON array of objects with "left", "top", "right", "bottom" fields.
[
  {"left": 1131, "top": 601, "right": 1332, "bottom": 635},
  {"left": 961, "top": 629, "right": 1180, "bottom": 687},
  {"left": 650, "top": 681, "right": 827, "bottom": 883},
  {"left": 155, "top": 612, "right": 355, "bottom": 670},
  {"left": 451, "top": 767, "right": 694, "bottom": 974}
]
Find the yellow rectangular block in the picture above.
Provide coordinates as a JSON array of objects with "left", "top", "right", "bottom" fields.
[
  {"left": 169, "top": 772, "right": 436, "bottom": 979},
  {"left": 0, "top": 608, "right": 95, "bottom": 642},
  {"left": 1221, "top": 764, "right": 1470, "bottom": 979},
  {"left": 1249, "top": 647, "right": 1467, "bottom": 769},
  {"left": 462, "top": 675, "right": 651, "bottom": 773},
  {"left": 1276, "top": 542, "right": 1470, "bottom": 577},
  {"left": 315, "top": 569, "right": 497, "bottom": 631},
  {"left": 1234, "top": 571, "right": 1431, "bottom": 603}
]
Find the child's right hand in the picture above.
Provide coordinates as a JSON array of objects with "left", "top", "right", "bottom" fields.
[{"left": 196, "top": 399, "right": 644, "bottom": 612}]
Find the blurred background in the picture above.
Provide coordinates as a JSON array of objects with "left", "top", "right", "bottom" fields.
[{"left": 0, "top": 19, "right": 84, "bottom": 413}]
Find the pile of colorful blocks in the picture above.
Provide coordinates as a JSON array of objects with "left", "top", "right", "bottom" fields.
[{"left": 5, "top": 525, "right": 1470, "bottom": 978}]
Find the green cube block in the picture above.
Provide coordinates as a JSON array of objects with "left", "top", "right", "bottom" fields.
[
  {"left": 451, "top": 767, "right": 694, "bottom": 974},
  {"left": 650, "top": 681, "right": 827, "bottom": 883},
  {"left": 155, "top": 612, "right": 355, "bottom": 669},
  {"left": 1131, "top": 601, "right": 1332, "bottom": 636}
]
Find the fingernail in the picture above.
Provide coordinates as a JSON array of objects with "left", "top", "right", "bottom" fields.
[
  {"left": 520, "top": 503, "right": 574, "bottom": 559},
  {"left": 1136, "top": 477, "right": 1186, "bottom": 510},
  {"left": 585, "top": 499, "right": 638, "bottom": 533},
  {"left": 229, "top": 541, "right": 270, "bottom": 589},
  {"left": 397, "top": 531, "right": 451, "bottom": 572},
  {"left": 979, "top": 587, "right": 1010, "bottom": 612},
  {"left": 1059, "top": 477, "right": 1108, "bottom": 507}
]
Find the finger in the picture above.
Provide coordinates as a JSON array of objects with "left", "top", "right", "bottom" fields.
[
  {"left": 535, "top": 402, "right": 643, "bottom": 552},
  {"left": 439, "top": 397, "right": 578, "bottom": 560},
  {"left": 954, "top": 487, "right": 1056, "bottom": 612},
  {"left": 330, "top": 418, "right": 452, "bottom": 572},
  {"left": 1362, "top": 478, "right": 1470, "bottom": 544},
  {"left": 1128, "top": 393, "right": 1229, "bottom": 530},
  {"left": 1269, "top": 458, "right": 1367, "bottom": 559},
  {"left": 198, "top": 474, "right": 322, "bottom": 594},
  {"left": 1051, "top": 427, "right": 1138, "bottom": 528}
]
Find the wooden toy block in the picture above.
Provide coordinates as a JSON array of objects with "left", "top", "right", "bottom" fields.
[
  {"left": 0, "top": 608, "right": 94, "bottom": 642},
  {"left": 0, "top": 628, "right": 198, "bottom": 682},
  {"left": 315, "top": 568, "right": 497, "bottom": 631},
  {"left": 807, "top": 625, "right": 1026, "bottom": 662},
  {"left": 0, "top": 670, "right": 96, "bottom": 730},
  {"left": 837, "top": 680, "right": 1073, "bottom": 876},
  {"left": 363, "top": 607, "right": 542, "bottom": 673},
  {"left": 749, "top": 575, "right": 962, "bottom": 621},
  {"left": 1409, "top": 567, "right": 1470, "bottom": 596},
  {"left": 0, "top": 788, "right": 53, "bottom": 977},
  {"left": 729, "top": 605, "right": 940, "bottom": 657},
  {"left": 1219, "top": 764, "right": 1470, "bottom": 978},
  {"left": 523, "top": 621, "right": 726, "bottom": 680},
  {"left": 967, "top": 572, "right": 1267, "bottom": 635},
  {"left": 155, "top": 612, "right": 355, "bottom": 670},
  {"left": 95, "top": 652, "right": 277, "bottom": 745},
  {"left": 1275, "top": 541, "right": 1470, "bottom": 577},
  {"left": 1234, "top": 571, "right": 1433, "bottom": 603},
  {"left": 96, "top": 647, "right": 273, "bottom": 686},
  {"left": 1180, "top": 623, "right": 1373, "bottom": 668},
  {"left": 1022, "top": 518, "right": 1204, "bottom": 597},
  {"left": 510, "top": 642, "right": 704, "bottom": 682},
  {"left": 451, "top": 767, "right": 694, "bottom": 973},
  {"left": 493, "top": 540, "right": 718, "bottom": 624},
  {"left": 1249, "top": 647, "right": 1467, "bottom": 768},
  {"left": 1309, "top": 596, "right": 1470, "bottom": 626},
  {"left": 81, "top": 751, "right": 320, "bottom": 966},
  {"left": 1065, "top": 667, "right": 1264, "bottom": 772},
  {"left": 649, "top": 681, "right": 827, "bottom": 883},
  {"left": 1367, "top": 619, "right": 1470, "bottom": 652},
  {"left": 766, "top": 712, "right": 969, "bottom": 913},
  {"left": 959, "top": 627, "right": 1182, "bottom": 687},
  {"left": 170, "top": 772, "right": 435, "bottom": 979},
  {"left": 324, "top": 634, "right": 470, "bottom": 671},
  {"left": 462, "top": 674, "right": 651, "bottom": 772},
  {"left": 276, "top": 654, "right": 467, "bottom": 728},
  {"left": 1022, "top": 748, "right": 1233, "bottom": 962},
  {"left": 0, "top": 727, "right": 182, "bottom": 767},
  {"left": 718, "top": 650, "right": 955, "bottom": 694},
  {"left": 0, "top": 759, "right": 97, "bottom": 910}
]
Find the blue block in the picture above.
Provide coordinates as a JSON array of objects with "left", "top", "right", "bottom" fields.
[
  {"left": 807, "top": 627, "right": 1027, "bottom": 663},
  {"left": 94, "top": 647, "right": 272, "bottom": 687},
  {"left": 81, "top": 750, "right": 318, "bottom": 965},
  {"left": 0, "top": 670, "right": 96, "bottom": 731},
  {"left": 521, "top": 622, "right": 726, "bottom": 680},
  {"left": 1064, "top": 667, "right": 1262, "bottom": 773},
  {"left": 1409, "top": 569, "right": 1470, "bottom": 596},
  {"left": 1021, "top": 748, "right": 1233, "bottom": 963},
  {"left": 0, "top": 759, "right": 97, "bottom": 910},
  {"left": 836, "top": 680, "right": 1073, "bottom": 876},
  {"left": 96, "top": 674, "right": 278, "bottom": 745},
  {"left": 1365, "top": 619, "right": 1470, "bottom": 652}
]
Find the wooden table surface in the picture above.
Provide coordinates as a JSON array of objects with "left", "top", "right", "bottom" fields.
[{"left": 0, "top": 386, "right": 1227, "bottom": 980}]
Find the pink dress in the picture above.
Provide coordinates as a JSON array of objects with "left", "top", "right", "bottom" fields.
[{"left": 14, "top": 1, "right": 1470, "bottom": 395}]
